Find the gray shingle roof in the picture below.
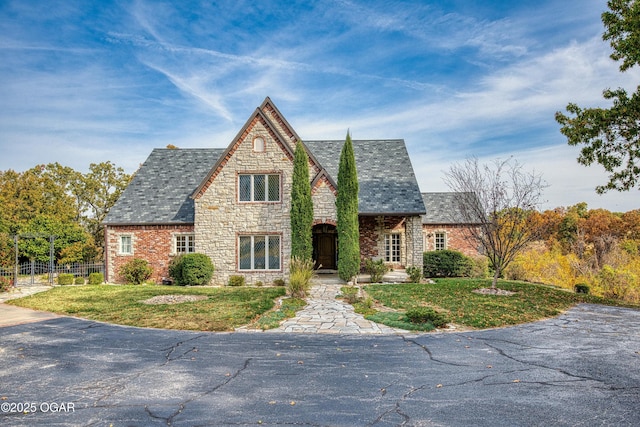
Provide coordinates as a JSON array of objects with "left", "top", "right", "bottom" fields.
[
  {"left": 421, "top": 192, "right": 484, "bottom": 224},
  {"left": 104, "top": 148, "right": 224, "bottom": 225},
  {"left": 305, "top": 140, "right": 426, "bottom": 215}
]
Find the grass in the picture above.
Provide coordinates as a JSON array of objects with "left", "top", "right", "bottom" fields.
[
  {"left": 363, "top": 278, "right": 639, "bottom": 330},
  {"left": 252, "top": 297, "right": 307, "bottom": 330},
  {"left": 7, "top": 284, "right": 286, "bottom": 331}
]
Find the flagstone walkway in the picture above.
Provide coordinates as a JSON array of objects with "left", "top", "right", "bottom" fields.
[{"left": 268, "top": 276, "right": 406, "bottom": 335}]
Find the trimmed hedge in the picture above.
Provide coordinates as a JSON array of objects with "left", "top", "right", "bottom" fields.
[
  {"left": 58, "top": 273, "right": 74, "bottom": 286},
  {"left": 88, "top": 272, "right": 104, "bottom": 285},
  {"left": 423, "top": 250, "right": 472, "bottom": 278},
  {"left": 169, "top": 253, "right": 214, "bottom": 286}
]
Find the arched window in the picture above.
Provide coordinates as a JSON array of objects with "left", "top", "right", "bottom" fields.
[{"left": 253, "top": 137, "right": 265, "bottom": 152}]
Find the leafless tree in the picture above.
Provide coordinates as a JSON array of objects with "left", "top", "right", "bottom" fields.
[{"left": 444, "top": 157, "right": 548, "bottom": 289}]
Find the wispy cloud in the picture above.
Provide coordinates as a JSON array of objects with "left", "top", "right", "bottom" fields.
[{"left": 0, "top": 0, "right": 637, "bottom": 210}]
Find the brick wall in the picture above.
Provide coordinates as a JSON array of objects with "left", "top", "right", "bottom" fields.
[
  {"left": 422, "top": 224, "right": 482, "bottom": 257},
  {"left": 105, "top": 224, "right": 194, "bottom": 283}
]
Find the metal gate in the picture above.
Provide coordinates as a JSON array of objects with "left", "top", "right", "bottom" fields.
[{"left": 0, "top": 262, "right": 105, "bottom": 287}]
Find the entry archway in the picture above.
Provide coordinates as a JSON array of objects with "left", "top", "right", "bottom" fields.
[{"left": 312, "top": 224, "right": 337, "bottom": 270}]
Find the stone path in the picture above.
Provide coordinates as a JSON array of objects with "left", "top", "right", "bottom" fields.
[{"left": 269, "top": 277, "right": 405, "bottom": 335}]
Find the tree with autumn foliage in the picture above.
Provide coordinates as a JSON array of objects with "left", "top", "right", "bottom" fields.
[
  {"left": 507, "top": 203, "right": 640, "bottom": 303},
  {"left": 444, "top": 157, "right": 548, "bottom": 289}
]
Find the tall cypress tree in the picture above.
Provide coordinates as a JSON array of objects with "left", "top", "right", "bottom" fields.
[
  {"left": 336, "top": 132, "right": 360, "bottom": 282},
  {"left": 290, "top": 141, "right": 313, "bottom": 262}
]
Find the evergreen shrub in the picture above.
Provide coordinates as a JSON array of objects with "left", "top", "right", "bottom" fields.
[
  {"left": 423, "top": 250, "right": 472, "bottom": 278},
  {"left": 169, "top": 253, "right": 214, "bottom": 286},
  {"left": 119, "top": 258, "right": 152, "bottom": 285},
  {"left": 405, "top": 307, "right": 449, "bottom": 328},
  {"left": 228, "top": 275, "right": 245, "bottom": 287},
  {"left": 365, "top": 259, "right": 388, "bottom": 283},
  {"left": 58, "top": 273, "right": 74, "bottom": 285},
  {"left": 88, "top": 272, "right": 104, "bottom": 285},
  {"left": 405, "top": 265, "right": 423, "bottom": 283}
]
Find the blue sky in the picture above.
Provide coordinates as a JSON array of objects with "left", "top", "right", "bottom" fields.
[{"left": 1, "top": 0, "right": 639, "bottom": 211}]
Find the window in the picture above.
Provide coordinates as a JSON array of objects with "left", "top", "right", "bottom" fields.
[
  {"left": 239, "top": 235, "right": 281, "bottom": 270},
  {"left": 119, "top": 235, "right": 132, "bottom": 255},
  {"left": 253, "top": 137, "right": 265, "bottom": 152},
  {"left": 435, "top": 232, "right": 447, "bottom": 251},
  {"left": 385, "top": 233, "right": 401, "bottom": 263},
  {"left": 174, "top": 234, "right": 195, "bottom": 254},
  {"left": 239, "top": 174, "right": 280, "bottom": 202}
]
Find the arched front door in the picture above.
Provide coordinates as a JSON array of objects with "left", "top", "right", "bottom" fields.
[{"left": 312, "top": 224, "right": 337, "bottom": 270}]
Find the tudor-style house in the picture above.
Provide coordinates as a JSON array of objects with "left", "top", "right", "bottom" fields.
[{"left": 103, "top": 97, "right": 426, "bottom": 284}]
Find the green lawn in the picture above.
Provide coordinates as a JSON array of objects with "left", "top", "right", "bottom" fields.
[
  {"left": 363, "top": 278, "right": 638, "bottom": 329},
  {"left": 7, "top": 284, "right": 286, "bottom": 331}
]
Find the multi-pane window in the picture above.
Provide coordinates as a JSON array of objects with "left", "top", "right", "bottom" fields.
[
  {"left": 239, "top": 174, "right": 280, "bottom": 202},
  {"left": 435, "top": 232, "right": 447, "bottom": 251},
  {"left": 174, "top": 234, "right": 195, "bottom": 254},
  {"left": 119, "top": 235, "right": 132, "bottom": 255},
  {"left": 239, "top": 235, "right": 281, "bottom": 270},
  {"left": 385, "top": 233, "right": 401, "bottom": 263}
]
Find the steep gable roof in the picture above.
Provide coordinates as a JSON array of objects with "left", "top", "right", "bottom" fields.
[
  {"left": 421, "top": 192, "right": 484, "bottom": 224},
  {"left": 305, "top": 140, "right": 426, "bottom": 215},
  {"left": 192, "top": 104, "right": 299, "bottom": 199},
  {"left": 104, "top": 148, "right": 224, "bottom": 225}
]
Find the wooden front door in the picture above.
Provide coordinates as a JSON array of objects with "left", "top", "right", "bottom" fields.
[{"left": 313, "top": 224, "right": 337, "bottom": 270}]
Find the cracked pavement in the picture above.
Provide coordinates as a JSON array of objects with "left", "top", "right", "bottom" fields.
[{"left": 0, "top": 304, "right": 639, "bottom": 426}]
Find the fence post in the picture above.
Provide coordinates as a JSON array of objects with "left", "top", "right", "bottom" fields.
[
  {"left": 13, "top": 235, "right": 18, "bottom": 287},
  {"left": 49, "top": 236, "right": 55, "bottom": 285}
]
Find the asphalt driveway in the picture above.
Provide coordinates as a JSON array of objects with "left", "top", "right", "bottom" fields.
[{"left": 0, "top": 303, "right": 639, "bottom": 426}]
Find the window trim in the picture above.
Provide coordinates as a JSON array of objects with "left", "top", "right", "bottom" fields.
[
  {"left": 238, "top": 173, "right": 281, "bottom": 203},
  {"left": 434, "top": 231, "right": 447, "bottom": 251},
  {"left": 253, "top": 136, "right": 265, "bottom": 152},
  {"left": 173, "top": 233, "right": 195, "bottom": 255},
  {"left": 238, "top": 234, "right": 282, "bottom": 271},
  {"left": 384, "top": 233, "right": 401, "bottom": 263},
  {"left": 118, "top": 235, "right": 133, "bottom": 255}
]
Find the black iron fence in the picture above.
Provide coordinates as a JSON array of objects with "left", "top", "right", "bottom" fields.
[{"left": 0, "top": 261, "right": 105, "bottom": 286}]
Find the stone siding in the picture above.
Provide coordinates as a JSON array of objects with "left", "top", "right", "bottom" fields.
[
  {"left": 195, "top": 119, "right": 295, "bottom": 285},
  {"left": 312, "top": 179, "right": 337, "bottom": 225},
  {"left": 405, "top": 215, "right": 424, "bottom": 268},
  {"left": 359, "top": 215, "right": 423, "bottom": 269}
]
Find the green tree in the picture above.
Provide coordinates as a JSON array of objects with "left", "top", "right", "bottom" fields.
[
  {"left": 556, "top": 0, "right": 640, "bottom": 193},
  {"left": 336, "top": 132, "right": 360, "bottom": 282},
  {"left": 0, "top": 161, "right": 129, "bottom": 263},
  {"left": 290, "top": 142, "right": 314, "bottom": 262},
  {"left": 73, "top": 161, "right": 131, "bottom": 249},
  {"left": 18, "top": 215, "right": 89, "bottom": 263}
]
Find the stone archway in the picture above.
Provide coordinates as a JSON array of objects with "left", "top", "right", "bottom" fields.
[{"left": 312, "top": 224, "right": 337, "bottom": 270}]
